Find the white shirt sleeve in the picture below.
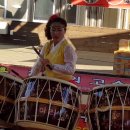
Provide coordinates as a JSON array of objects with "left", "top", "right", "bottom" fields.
[{"left": 52, "top": 45, "right": 77, "bottom": 75}]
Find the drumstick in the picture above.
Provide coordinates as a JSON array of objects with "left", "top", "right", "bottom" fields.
[
  {"left": 32, "top": 46, "right": 42, "bottom": 58},
  {"left": 10, "top": 69, "right": 24, "bottom": 79},
  {"left": 32, "top": 46, "right": 53, "bottom": 70}
]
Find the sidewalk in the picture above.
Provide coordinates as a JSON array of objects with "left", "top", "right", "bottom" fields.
[{"left": 0, "top": 44, "right": 114, "bottom": 74}]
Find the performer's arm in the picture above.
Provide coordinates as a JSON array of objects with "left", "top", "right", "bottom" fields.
[{"left": 29, "top": 48, "right": 44, "bottom": 76}]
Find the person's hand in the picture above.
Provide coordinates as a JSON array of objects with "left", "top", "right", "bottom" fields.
[
  {"left": 40, "top": 58, "right": 50, "bottom": 66},
  {"left": 40, "top": 58, "right": 53, "bottom": 70}
]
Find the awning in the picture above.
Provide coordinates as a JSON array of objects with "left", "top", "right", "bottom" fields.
[{"left": 71, "top": 0, "right": 130, "bottom": 9}]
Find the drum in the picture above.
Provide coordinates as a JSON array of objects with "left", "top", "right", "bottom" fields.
[
  {"left": 15, "top": 76, "right": 81, "bottom": 130},
  {"left": 0, "top": 73, "right": 23, "bottom": 128},
  {"left": 87, "top": 84, "right": 130, "bottom": 130}
]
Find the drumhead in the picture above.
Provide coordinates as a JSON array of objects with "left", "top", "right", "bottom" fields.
[
  {"left": 16, "top": 121, "right": 68, "bottom": 130},
  {"left": 0, "top": 119, "right": 13, "bottom": 128},
  {"left": 91, "top": 84, "right": 130, "bottom": 91},
  {"left": 0, "top": 72, "right": 23, "bottom": 83},
  {"left": 25, "top": 76, "right": 79, "bottom": 90}
]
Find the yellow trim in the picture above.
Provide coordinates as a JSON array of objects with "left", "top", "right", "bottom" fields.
[
  {"left": 0, "top": 95, "right": 14, "bottom": 104},
  {"left": 89, "top": 106, "right": 130, "bottom": 113},
  {"left": 16, "top": 97, "right": 79, "bottom": 112}
]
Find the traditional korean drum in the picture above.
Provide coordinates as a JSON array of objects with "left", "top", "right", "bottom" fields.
[
  {"left": 15, "top": 76, "right": 81, "bottom": 130},
  {"left": 87, "top": 84, "right": 130, "bottom": 130},
  {"left": 0, "top": 73, "right": 23, "bottom": 128}
]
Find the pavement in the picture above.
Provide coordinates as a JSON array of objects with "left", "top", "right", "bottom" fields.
[{"left": 0, "top": 43, "right": 114, "bottom": 75}]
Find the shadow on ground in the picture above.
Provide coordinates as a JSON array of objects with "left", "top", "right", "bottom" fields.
[
  {"left": 0, "top": 21, "right": 42, "bottom": 46},
  {"left": 1, "top": 21, "right": 130, "bottom": 53}
]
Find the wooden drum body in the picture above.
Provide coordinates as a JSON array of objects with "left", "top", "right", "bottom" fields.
[
  {"left": 87, "top": 84, "right": 130, "bottom": 130},
  {"left": 15, "top": 76, "right": 81, "bottom": 130},
  {"left": 0, "top": 73, "right": 23, "bottom": 128}
]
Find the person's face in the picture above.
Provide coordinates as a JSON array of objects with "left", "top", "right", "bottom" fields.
[{"left": 50, "top": 22, "right": 66, "bottom": 44}]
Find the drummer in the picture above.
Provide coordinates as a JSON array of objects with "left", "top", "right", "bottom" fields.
[{"left": 29, "top": 14, "right": 77, "bottom": 82}]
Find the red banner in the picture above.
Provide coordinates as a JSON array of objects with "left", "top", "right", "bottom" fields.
[
  {"left": 0, "top": 63, "right": 130, "bottom": 92},
  {"left": 71, "top": 0, "right": 130, "bottom": 8},
  {"left": 74, "top": 72, "right": 130, "bottom": 92}
]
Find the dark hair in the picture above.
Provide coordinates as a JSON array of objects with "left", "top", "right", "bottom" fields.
[{"left": 45, "top": 16, "right": 67, "bottom": 40}]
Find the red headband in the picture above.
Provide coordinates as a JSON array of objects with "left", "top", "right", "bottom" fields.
[{"left": 49, "top": 14, "right": 59, "bottom": 21}]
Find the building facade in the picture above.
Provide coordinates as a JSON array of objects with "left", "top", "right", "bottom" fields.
[{"left": 0, "top": 0, "right": 130, "bottom": 29}]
